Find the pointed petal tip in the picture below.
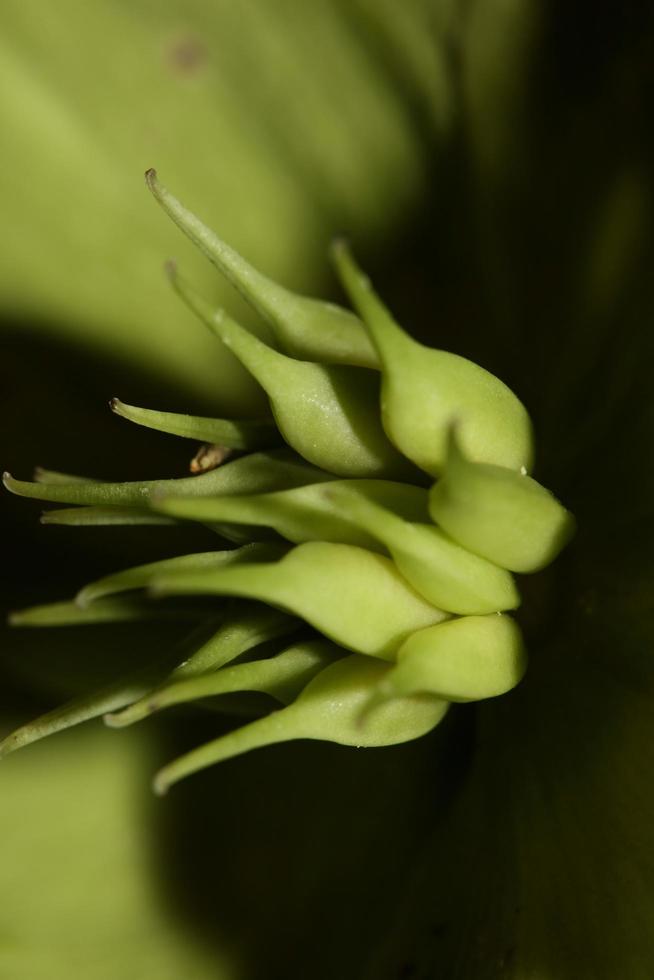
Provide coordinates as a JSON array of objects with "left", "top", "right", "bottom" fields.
[
  {"left": 152, "top": 772, "right": 170, "bottom": 797},
  {"left": 329, "top": 234, "right": 350, "bottom": 255},
  {"left": 103, "top": 711, "right": 126, "bottom": 729},
  {"left": 2, "top": 471, "right": 14, "bottom": 489},
  {"left": 74, "top": 589, "right": 92, "bottom": 610}
]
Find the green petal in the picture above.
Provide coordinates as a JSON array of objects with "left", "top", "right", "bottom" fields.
[
  {"left": 76, "top": 544, "right": 284, "bottom": 607},
  {"left": 105, "top": 603, "right": 301, "bottom": 728},
  {"left": 110, "top": 397, "right": 278, "bottom": 449},
  {"left": 169, "top": 268, "right": 415, "bottom": 479},
  {"left": 326, "top": 485, "right": 520, "bottom": 615},
  {"left": 153, "top": 655, "right": 448, "bottom": 793},
  {"left": 429, "top": 428, "right": 575, "bottom": 572},
  {"left": 147, "top": 170, "right": 378, "bottom": 368},
  {"left": 0, "top": 664, "right": 163, "bottom": 757},
  {"left": 376, "top": 614, "right": 527, "bottom": 703},
  {"left": 41, "top": 506, "right": 176, "bottom": 526},
  {"left": 106, "top": 638, "right": 340, "bottom": 728},
  {"left": 153, "top": 478, "right": 429, "bottom": 551},
  {"left": 33, "top": 467, "right": 98, "bottom": 484},
  {"left": 8, "top": 597, "right": 207, "bottom": 627},
  {"left": 3, "top": 449, "right": 333, "bottom": 508},
  {"left": 153, "top": 541, "right": 447, "bottom": 659}
]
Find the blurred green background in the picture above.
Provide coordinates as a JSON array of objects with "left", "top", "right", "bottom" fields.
[{"left": 2, "top": 2, "right": 654, "bottom": 978}]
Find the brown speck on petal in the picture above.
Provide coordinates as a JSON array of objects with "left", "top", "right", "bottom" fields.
[
  {"left": 190, "top": 444, "right": 232, "bottom": 474},
  {"left": 166, "top": 36, "right": 208, "bottom": 77}
]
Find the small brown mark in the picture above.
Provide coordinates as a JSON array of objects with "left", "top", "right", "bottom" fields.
[
  {"left": 166, "top": 35, "right": 208, "bottom": 77},
  {"left": 190, "top": 444, "right": 233, "bottom": 474}
]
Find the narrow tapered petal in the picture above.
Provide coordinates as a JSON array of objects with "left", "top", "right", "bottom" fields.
[
  {"left": 4, "top": 450, "right": 333, "bottom": 508},
  {"left": 153, "top": 478, "right": 428, "bottom": 551},
  {"left": 147, "top": 169, "right": 378, "bottom": 368},
  {"left": 8, "top": 597, "right": 207, "bottom": 627},
  {"left": 110, "top": 397, "right": 278, "bottom": 450},
  {"left": 0, "top": 665, "right": 164, "bottom": 757},
  {"left": 41, "top": 506, "right": 176, "bottom": 526},
  {"left": 106, "top": 639, "right": 340, "bottom": 727},
  {"left": 324, "top": 484, "right": 519, "bottom": 614},
  {"left": 76, "top": 545, "right": 285, "bottom": 608},
  {"left": 153, "top": 541, "right": 447, "bottom": 659},
  {"left": 33, "top": 467, "right": 98, "bottom": 484},
  {"left": 429, "top": 428, "right": 575, "bottom": 572},
  {"left": 153, "top": 655, "right": 448, "bottom": 793},
  {"left": 375, "top": 615, "right": 527, "bottom": 703},
  {"left": 168, "top": 267, "right": 415, "bottom": 479},
  {"left": 331, "top": 239, "right": 533, "bottom": 475}
]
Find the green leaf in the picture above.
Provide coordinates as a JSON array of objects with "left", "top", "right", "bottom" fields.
[{"left": 0, "top": 725, "right": 233, "bottom": 978}]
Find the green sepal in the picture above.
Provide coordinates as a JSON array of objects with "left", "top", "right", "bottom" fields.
[
  {"left": 147, "top": 170, "right": 378, "bottom": 368},
  {"left": 429, "top": 428, "right": 576, "bottom": 572},
  {"left": 169, "top": 267, "right": 416, "bottom": 480},
  {"left": 110, "top": 397, "right": 278, "bottom": 450},
  {"left": 331, "top": 239, "right": 534, "bottom": 475},
  {"left": 152, "top": 541, "right": 447, "bottom": 660},
  {"left": 152, "top": 654, "right": 449, "bottom": 794},
  {"left": 106, "top": 638, "right": 340, "bottom": 728}
]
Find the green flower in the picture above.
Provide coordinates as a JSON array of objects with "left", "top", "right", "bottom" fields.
[
  {"left": 2, "top": 2, "right": 653, "bottom": 977},
  {"left": 2, "top": 172, "right": 573, "bottom": 796}
]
